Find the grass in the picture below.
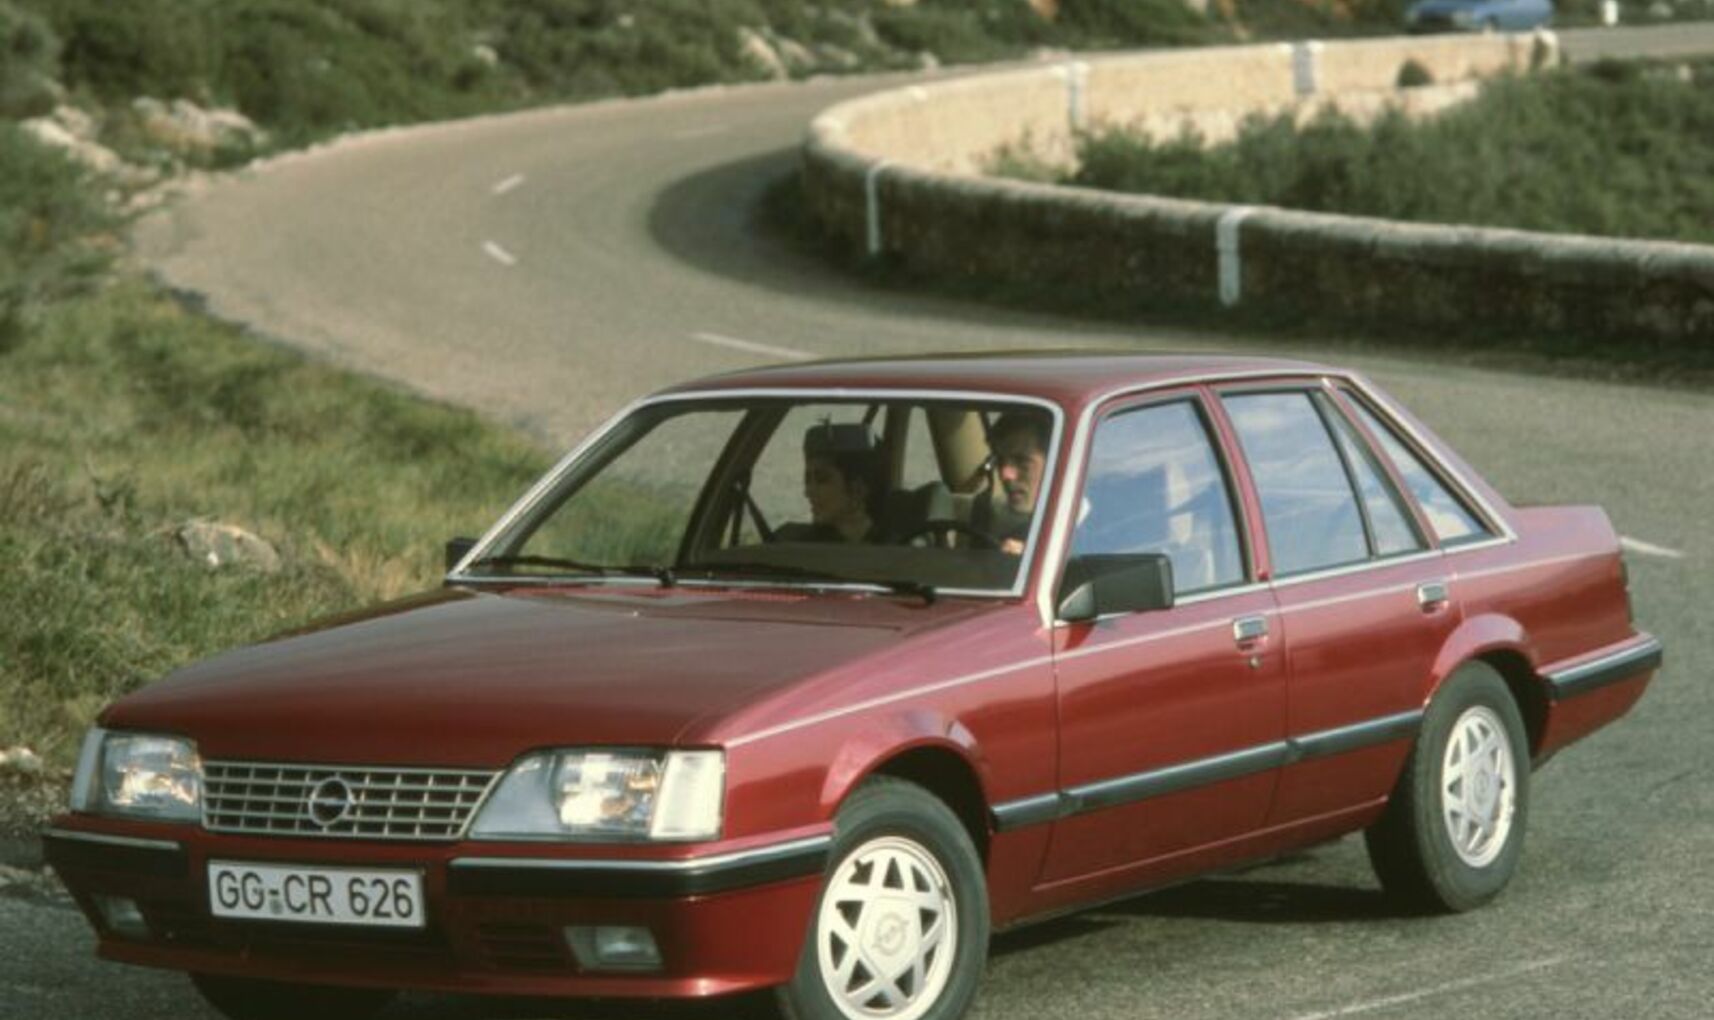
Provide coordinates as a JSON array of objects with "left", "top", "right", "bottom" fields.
[
  {"left": 1059, "top": 59, "right": 1714, "bottom": 245},
  {"left": 0, "top": 127, "right": 547, "bottom": 764}
]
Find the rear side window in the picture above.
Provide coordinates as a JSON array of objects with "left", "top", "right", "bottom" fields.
[
  {"left": 1346, "top": 397, "right": 1489, "bottom": 544},
  {"left": 1222, "top": 392, "right": 1368, "bottom": 576},
  {"left": 1322, "top": 398, "right": 1424, "bottom": 557},
  {"left": 1071, "top": 400, "right": 1245, "bottom": 595}
]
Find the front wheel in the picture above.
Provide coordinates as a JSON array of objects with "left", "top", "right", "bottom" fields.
[
  {"left": 190, "top": 974, "right": 395, "bottom": 1020},
  {"left": 1365, "top": 661, "right": 1530, "bottom": 912},
  {"left": 778, "top": 778, "right": 989, "bottom": 1020}
]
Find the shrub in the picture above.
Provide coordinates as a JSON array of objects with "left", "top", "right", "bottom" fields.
[{"left": 1059, "top": 60, "right": 1714, "bottom": 245}]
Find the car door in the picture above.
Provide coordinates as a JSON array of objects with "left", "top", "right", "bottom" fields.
[
  {"left": 1043, "top": 391, "right": 1286, "bottom": 883},
  {"left": 1216, "top": 385, "right": 1461, "bottom": 827}
]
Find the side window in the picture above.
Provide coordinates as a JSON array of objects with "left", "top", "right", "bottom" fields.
[
  {"left": 1346, "top": 395, "right": 1489, "bottom": 544},
  {"left": 1070, "top": 400, "right": 1245, "bottom": 595},
  {"left": 1222, "top": 392, "right": 1368, "bottom": 576},
  {"left": 1321, "top": 396, "right": 1424, "bottom": 557}
]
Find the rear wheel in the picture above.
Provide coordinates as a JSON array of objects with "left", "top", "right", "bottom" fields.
[
  {"left": 190, "top": 974, "right": 395, "bottom": 1020},
  {"left": 1365, "top": 661, "right": 1530, "bottom": 912},
  {"left": 778, "top": 778, "right": 989, "bottom": 1020}
]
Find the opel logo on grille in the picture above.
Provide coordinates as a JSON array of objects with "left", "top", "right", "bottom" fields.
[{"left": 307, "top": 776, "right": 356, "bottom": 829}]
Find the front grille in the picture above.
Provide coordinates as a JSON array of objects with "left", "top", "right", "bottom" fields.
[{"left": 203, "top": 761, "right": 499, "bottom": 841}]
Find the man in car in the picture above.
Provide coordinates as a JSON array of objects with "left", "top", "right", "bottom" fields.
[{"left": 976, "top": 411, "right": 1050, "bottom": 555}]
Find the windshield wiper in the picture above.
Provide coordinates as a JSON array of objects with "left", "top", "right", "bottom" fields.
[
  {"left": 683, "top": 562, "right": 935, "bottom": 604},
  {"left": 465, "top": 554, "right": 613, "bottom": 575},
  {"left": 464, "top": 556, "right": 675, "bottom": 587}
]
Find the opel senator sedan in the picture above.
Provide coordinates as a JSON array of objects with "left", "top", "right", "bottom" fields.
[{"left": 47, "top": 354, "right": 1659, "bottom": 1020}]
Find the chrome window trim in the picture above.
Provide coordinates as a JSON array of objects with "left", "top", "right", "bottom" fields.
[
  {"left": 1037, "top": 368, "right": 1315, "bottom": 627},
  {"left": 43, "top": 828, "right": 184, "bottom": 853},
  {"left": 446, "top": 388, "right": 1066, "bottom": 601},
  {"left": 1337, "top": 376, "right": 1517, "bottom": 544},
  {"left": 448, "top": 833, "right": 832, "bottom": 875}
]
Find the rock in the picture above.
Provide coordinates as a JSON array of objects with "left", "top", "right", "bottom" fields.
[
  {"left": 917, "top": 50, "right": 941, "bottom": 71},
  {"left": 0, "top": 748, "right": 42, "bottom": 776},
  {"left": 471, "top": 43, "right": 499, "bottom": 68},
  {"left": 737, "top": 27, "right": 788, "bottom": 80},
  {"left": 817, "top": 44, "right": 862, "bottom": 71},
  {"left": 50, "top": 104, "right": 97, "bottom": 141},
  {"left": 133, "top": 96, "right": 265, "bottom": 156},
  {"left": 174, "top": 519, "right": 282, "bottom": 573},
  {"left": 18, "top": 116, "right": 123, "bottom": 174},
  {"left": 775, "top": 35, "right": 818, "bottom": 74}
]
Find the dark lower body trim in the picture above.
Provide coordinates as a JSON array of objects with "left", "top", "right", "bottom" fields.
[
  {"left": 43, "top": 828, "right": 189, "bottom": 878},
  {"left": 447, "top": 835, "right": 832, "bottom": 898},
  {"left": 1545, "top": 637, "right": 1663, "bottom": 701},
  {"left": 992, "top": 709, "right": 1424, "bottom": 833}
]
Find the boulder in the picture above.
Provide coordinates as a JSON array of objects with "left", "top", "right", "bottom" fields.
[
  {"left": 738, "top": 27, "right": 788, "bottom": 80},
  {"left": 174, "top": 519, "right": 282, "bottom": 573},
  {"left": 0, "top": 747, "right": 42, "bottom": 776},
  {"left": 133, "top": 96, "right": 265, "bottom": 156},
  {"left": 18, "top": 116, "right": 122, "bottom": 174}
]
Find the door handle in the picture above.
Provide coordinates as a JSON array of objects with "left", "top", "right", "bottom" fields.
[
  {"left": 1417, "top": 580, "right": 1450, "bottom": 611},
  {"left": 1233, "top": 615, "right": 1269, "bottom": 644}
]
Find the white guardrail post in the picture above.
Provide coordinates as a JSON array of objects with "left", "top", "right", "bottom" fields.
[
  {"left": 1217, "top": 206, "right": 1259, "bottom": 307},
  {"left": 865, "top": 160, "right": 893, "bottom": 258},
  {"left": 1292, "top": 41, "right": 1323, "bottom": 98}
]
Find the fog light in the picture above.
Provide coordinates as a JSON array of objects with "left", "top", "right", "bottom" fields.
[
  {"left": 93, "top": 895, "right": 150, "bottom": 940},
  {"left": 565, "top": 925, "right": 662, "bottom": 972}
]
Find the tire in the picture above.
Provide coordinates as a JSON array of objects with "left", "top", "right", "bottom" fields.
[
  {"left": 777, "top": 777, "right": 990, "bottom": 1020},
  {"left": 190, "top": 974, "right": 395, "bottom": 1020},
  {"left": 1365, "top": 661, "right": 1530, "bottom": 913}
]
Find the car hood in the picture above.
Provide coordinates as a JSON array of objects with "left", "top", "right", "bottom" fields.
[{"left": 103, "top": 586, "right": 986, "bottom": 767}]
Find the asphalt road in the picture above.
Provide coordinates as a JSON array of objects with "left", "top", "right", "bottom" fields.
[{"left": 15, "top": 21, "right": 1712, "bottom": 1020}]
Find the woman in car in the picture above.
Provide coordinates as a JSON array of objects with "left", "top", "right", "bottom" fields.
[{"left": 773, "top": 422, "right": 887, "bottom": 544}]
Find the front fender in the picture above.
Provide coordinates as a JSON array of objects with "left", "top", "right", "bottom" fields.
[{"left": 817, "top": 710, "right": 989, "bottom": 819}]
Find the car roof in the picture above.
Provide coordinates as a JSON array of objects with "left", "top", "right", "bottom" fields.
[{"left": 660, "top": 350, "right": 1339, "bottom": 408}]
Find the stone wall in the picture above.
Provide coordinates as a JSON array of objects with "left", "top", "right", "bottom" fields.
[{"left": 801, "top": 33, "right": 1714, "bottom": 344}]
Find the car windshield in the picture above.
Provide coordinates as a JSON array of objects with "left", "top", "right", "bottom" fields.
[{"left": 459, "top": 395, "right": 1060, "bottom": 595}]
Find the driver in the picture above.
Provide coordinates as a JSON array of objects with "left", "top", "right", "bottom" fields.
[
  {"left": 975, "top": 411, "right": 1050, "bottom": 556},
  {"left": 772, "top": 423, "right": 886, "bottom": 544}
]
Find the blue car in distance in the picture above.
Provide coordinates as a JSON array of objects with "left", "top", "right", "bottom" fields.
[{"left": 1406, "top": 0, "right": 1554, "bottom": 32}]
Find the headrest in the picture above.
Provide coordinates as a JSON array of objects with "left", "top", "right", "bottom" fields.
[{"left": 803, "top": 422, "right": 875, "bottom": 457}]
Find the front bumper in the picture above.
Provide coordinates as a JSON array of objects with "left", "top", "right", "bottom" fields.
[{"left": 45, "top": 820, "right": 829, "bottom": 999}]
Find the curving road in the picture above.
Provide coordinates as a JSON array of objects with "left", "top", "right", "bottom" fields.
[{"left": 15, "top": 23, "right": 1712, "bottom": 1020}]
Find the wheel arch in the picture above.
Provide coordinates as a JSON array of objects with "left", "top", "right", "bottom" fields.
[
  {"left": 819, "top": 718, "right": 994, "bottom": 864},
  {"left": 1426, "top": 612, "right": 1548, "bottom": 756}
]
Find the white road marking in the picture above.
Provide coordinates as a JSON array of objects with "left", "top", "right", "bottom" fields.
[
  {"left": 690, "top": 331, "right": 814, "bottom": 362},
  {"left": 673, "top": 125, "right": 729, "bottom": 140},
  {"left": 490, "top": 174, "right": 526, "bottom": 196},
  {"left": 1620, "top": 536, "right": 1685, "bottom": 560},
  {"left": 482, "top": 241, "right": 518, "bottom": 267},
  {"left": 1283, "top": 957, "right": 1568, "bottom": 1020}
]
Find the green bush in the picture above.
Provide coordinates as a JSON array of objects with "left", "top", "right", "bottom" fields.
[
  {"left": 1062, "top": 61, "right": 1714, "bottom": 245},
  {"left": 0, "top": 1, "right": 59, "bottom": 117},
  {"left": 0, "top": 124, "right": 113, "bottom": 346}
]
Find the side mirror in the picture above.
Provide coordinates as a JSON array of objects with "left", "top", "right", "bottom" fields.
[
  {"left": 445, "top": 536, "right": 479, "bottom": 573},
  {"left": 1057, "top": 553, "right": 1174, "bottom": 623}
]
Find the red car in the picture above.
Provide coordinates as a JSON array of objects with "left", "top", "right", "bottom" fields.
[{"left": 47, "top": 354, "right": 1659, "bottom": 1020}]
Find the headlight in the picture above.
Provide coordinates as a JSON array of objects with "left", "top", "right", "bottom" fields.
[
  {"left": 470, "top": 749, "right": 724, "bottom": 842},
  {"left": 69, "top": 728, "right": 203, "bottom": 823}
]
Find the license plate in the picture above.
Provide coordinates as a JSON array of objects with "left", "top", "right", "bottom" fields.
[{"left": 208, "top": 861, "right": 425, "bottom": 929}]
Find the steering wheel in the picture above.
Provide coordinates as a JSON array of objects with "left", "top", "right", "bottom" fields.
[{"left": 900, "top": 521, "right": 1001, "bottom": 551}]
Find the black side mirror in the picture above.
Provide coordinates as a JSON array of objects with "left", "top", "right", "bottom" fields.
[
  {"left": 445, "top": 536, "right": 479, "bottom": 573},
  {"left": 1057, "top": 553, "right": 1175, "bottom": 623}
]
